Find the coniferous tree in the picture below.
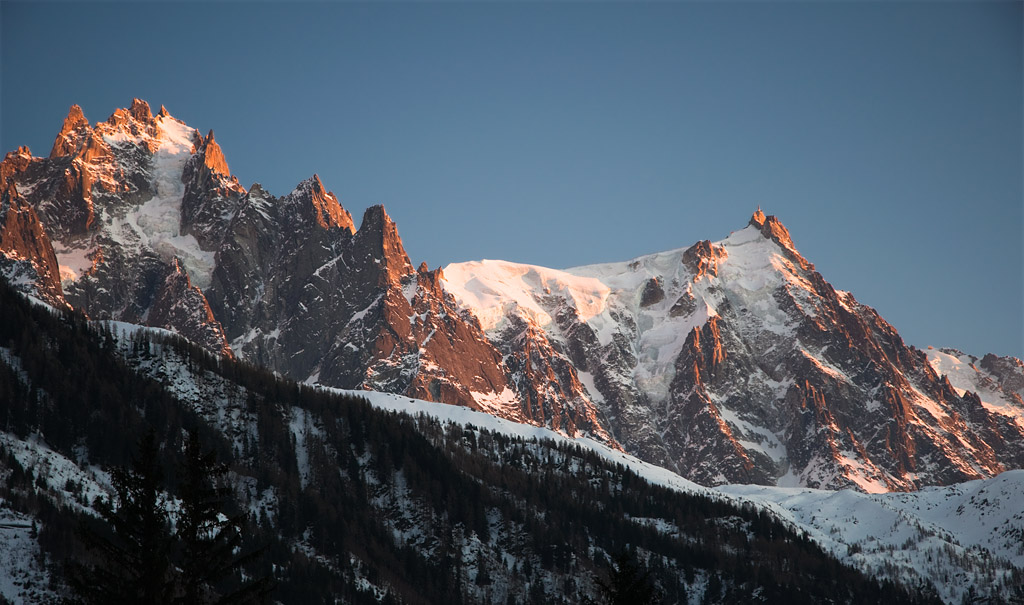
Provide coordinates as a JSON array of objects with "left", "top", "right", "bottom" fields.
[
  {"left": 71, "top": 430, "right": 174, "bottom": 604},
  {"left": 176, "top": 428, "right": 272, "bottom": 604},
  {"left": 597, "top": 551, "right": 659, "bottom": 605}
]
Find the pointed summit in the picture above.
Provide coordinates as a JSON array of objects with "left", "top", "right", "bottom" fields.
[
  {"left": 128, "top": 98, "right": 152, "bottom": 121},
  {"left": 750, "top": 206, "right": 766, "bottom": 227},
  {"left": 747, "top": 210, "right": 812, "bottom": 270},
  {"left": 62, "top": 104, "right": 88, "bottom": 130},
  {"left": 199, "top": 129, "right": 230, "bottom": 176},
  {"left": 355, "top": 205, "right": 414, "bottom": 284},
  {"left": 50, "top": 104, "right": 91, "bottom": 158},
  {"left": 157, "top": 104, "right": 170, "bottom": 118},
  {"left": 289, "top": 175, "right": 355, "bottom": 232}
]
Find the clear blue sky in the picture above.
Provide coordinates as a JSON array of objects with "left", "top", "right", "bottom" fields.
[{"left": 2, "top": 2, "right": 1021, "bottom": 358}]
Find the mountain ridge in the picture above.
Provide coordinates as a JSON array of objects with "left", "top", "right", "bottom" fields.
[
  {"left": 2, "top": 99, "right": 1022, "bottom": 493},
  {"left": 0, "top": 277, "right": 959, "bottom": 603}
]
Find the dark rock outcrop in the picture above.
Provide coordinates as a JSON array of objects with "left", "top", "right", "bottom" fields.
[{"left": 148, "top": 258, "right": 232, "bottom": 357}]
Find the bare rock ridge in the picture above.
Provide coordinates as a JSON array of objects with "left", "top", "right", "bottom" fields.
[
  {"left": 2, "top": 101, "right": 223, "bottom": 351},
  {"left": 49, "top": 104, "right": 90, "bottom": 158},
  {"left": 0, "top": 182, "right": 65, "bottom": 307},
  {"left": 148, "top": 258, "right": 233, "bottom": 358},
  {"left": 180, "top": 129, "right": 247, "bottom": 249},
  {"left": 2, "top": 100, "right": 1023, "bottom": 492}
]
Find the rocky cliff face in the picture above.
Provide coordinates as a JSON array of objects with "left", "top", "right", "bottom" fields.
[
  {"left": 0, "top": 176, "right": 65, "bottom": 307},
  {"left": 0, "top": 100, "right": 613, "bottom": 444},
  {"left": 443, "top": 213, "right": 1024, "bottom": 491},
  {"left": 0, "top": 100, "right": 229, "bottom": 351},
  {"left": 3, "top": 100, "right": 1021, "bottom": 491}
]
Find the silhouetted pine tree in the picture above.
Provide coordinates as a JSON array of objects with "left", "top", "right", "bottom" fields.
[
  {"left": 175, "top": 428, "right": 272, "bottom": 604},
  {"left": 597, "top": 551, "right": 659, "bottom": 605},
  {"left": 70, "top": 430, "right": 174, "bottom": 604}
]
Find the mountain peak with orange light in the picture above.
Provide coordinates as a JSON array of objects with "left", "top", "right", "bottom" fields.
[{"left": 3, "top": 99, "right": 1023, "bottom": 498}]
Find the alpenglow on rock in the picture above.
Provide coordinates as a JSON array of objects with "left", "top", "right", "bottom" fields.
[
  {"left": 441, "top": 212, "right": 1024, "bottom": 491},
  {"left": 2, "top": 99, "right": 1022, "bottom": 492}
]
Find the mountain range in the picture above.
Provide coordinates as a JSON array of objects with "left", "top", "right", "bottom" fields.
[
  {"left": 2, "top": 100, "right": 1023, "bottom": 603},
  {"left": 3, "top": 99, "right": 1022, "bottom": 492}
]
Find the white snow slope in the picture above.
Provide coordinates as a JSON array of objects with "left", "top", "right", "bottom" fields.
[
  {"left": 927, "top": 347, "right": 1024, "bottom": 429},
  {"left": 443, "top": 221, "right": 1024, "bottom": 493},
  {"left": 343, "top": 388, "right": 1024, "bottom": 604},
  {"left": 442, "top": 225, "right": 811, "bottom": 477},
  {"left": 56, "top": 113, "right": 216, "bottom": 289}
]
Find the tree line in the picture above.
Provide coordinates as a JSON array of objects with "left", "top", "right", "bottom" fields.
[{"left": 0, "top": 279, "right": 944, "bottom": 604}]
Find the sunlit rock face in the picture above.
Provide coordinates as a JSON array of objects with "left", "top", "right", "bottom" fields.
[
  {"left": 3, "top": 100, "right": 1022, "bottom": 491},
  {"left": 443, "top": 212, "right": 1024, "bottom": 491},
  {"left": 0, "top": 100, "right": 228, "bottom": 352},
  {"left": 1, "top": 101, "right": 613, "bottom": 446},
  {"left": 0, "top": 178, "right": 65, "bottom": 307}
]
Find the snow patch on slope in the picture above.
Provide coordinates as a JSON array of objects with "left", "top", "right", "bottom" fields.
[
  {"left": 0, "top": 502, "right": 55, "bottom": 605},
  {"left": 720, "top": 471, "right": 1024, "bottom": 604},
  {"left": 341, "top": 388, "right": 1024, "bottom": 603},
  {"left": 334, "top": 389, "right": 711, "bottom": 497},
  {"left": 75, "top": 115, "right": 216, "bottom": 290},
  {"left": 122, "top": 116, "right": 215, "bottom": 288},
  {"left": 927, "top": 348, "right": 1024, "bottom": 422},
  {"left": 442, "top": 260, "right": 610, "bottom": 334}
]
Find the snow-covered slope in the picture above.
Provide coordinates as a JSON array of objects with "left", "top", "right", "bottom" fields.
[
  {"left": 927, "top": 347, "right": 1024, "bottom": 428},
  {"left": 103, "top": 112, "right": 216, "bottom": 288},
  {"left": 0, "top": 501, "right": 57, "bottom": 605},
  {"left": 346, "top": 388, "right": 709, "bottom": 498},
  {"left": 343, "top": 388, "right": 1024, "bottom": 604},
  {"left": 720, "top": 472, "right": 1024, "bottom": 604},
  {"left": 444, "top": 211, "right": 1024, "bottom": 491}
]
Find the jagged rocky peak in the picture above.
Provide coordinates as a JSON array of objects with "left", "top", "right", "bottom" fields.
[
  {"left": 0, "top": 184, "right": 65, "bottom": 306},
  {"left": 179, "top": 126, "right": 246, "bottom": 248},
  {"left": 246, "top": 182, "right": 269, "bottom": 202},
  {"left": 355, "top": 204, "right": 414, "bottom": 282},
  {"left": 105, "top": 98, "right": 152, "bottom": 126},
  {"left": 359, "top": 204, "right": 401, "bottom": 243},
  {"left": 748, "top": 207, "right": 811, "bottom": 269},
  {"left": 199, "top": 130, "right": 230, "bottom": 176},
  {"left": 415, "top": 261, "right": 449, "bottom": 297},
  {"left": 1, "top": 148, "right": 35, "bottom": 189},
  {"left": 128, "top": 98, "right": 152, "bottom": 121},
  {"left": 97, "top": 99, "right": 167, "bottom": 152},
  {"left": 287, "top": 174, "right": 356, "bottom": 233},
  {"left": 50, "top": 104, "right": 92, "bottom": 158},
  {"left": 62, "top": 104, "right": 89, "bottom": 130},
  {"left": 750, "top": 206, "right": 766, "bottom": 225}
]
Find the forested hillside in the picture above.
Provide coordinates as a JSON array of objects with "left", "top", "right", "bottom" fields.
[{"left": 0, "top": 282, "right": 936, "bottom": 603}]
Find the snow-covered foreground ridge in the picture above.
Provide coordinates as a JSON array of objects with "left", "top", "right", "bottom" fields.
[
  {"left": 352, "top": 389, "right": 1024, "bottom": 603},
  {"left": 348, "top": 388, "right": 710, "bottom": 496}
]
